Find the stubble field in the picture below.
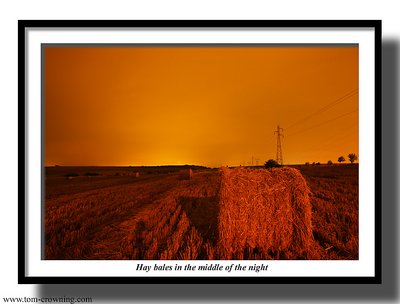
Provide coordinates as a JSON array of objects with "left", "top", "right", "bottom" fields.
[{"left": 45, "top": 164, "right": 358, "bottom": 260}]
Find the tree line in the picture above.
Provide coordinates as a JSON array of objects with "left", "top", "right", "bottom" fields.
[{"left": 264, "top": 153, "right": 358, "bottom": 169}]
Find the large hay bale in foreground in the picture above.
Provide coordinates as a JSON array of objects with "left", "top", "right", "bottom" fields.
[{"left": 218, "top": 167, "right": 313, "bottom": 259}]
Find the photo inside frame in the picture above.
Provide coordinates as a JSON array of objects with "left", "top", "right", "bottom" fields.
[{"left": 43, "top": 45, "right": 359, "bottom": 261}]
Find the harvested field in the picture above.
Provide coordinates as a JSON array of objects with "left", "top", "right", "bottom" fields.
[
  {"left": 45, "top": 167, "right": 220, "bottom": 260},
  {"left": 45, "top": 164, "right": 358, "bottom": 260},
  {"left": 297, "top": 164, "right": 359, "bottom": 259}
]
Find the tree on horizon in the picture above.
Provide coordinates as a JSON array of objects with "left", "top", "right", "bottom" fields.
[{"left": 348, "top": 153, "right": 358, "bottom": 163}]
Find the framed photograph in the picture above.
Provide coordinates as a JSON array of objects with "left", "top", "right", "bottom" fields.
[{"left": 18, "top": 20, "right": 382, "bottom": 284}]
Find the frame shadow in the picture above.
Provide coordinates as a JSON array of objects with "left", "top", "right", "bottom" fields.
[{"left": 37, "top": 39, "right": 398, "bottom": 302}]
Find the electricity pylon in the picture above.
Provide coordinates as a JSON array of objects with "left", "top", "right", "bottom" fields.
[{"left": 275, "top": 125, "right": 284, "bottom": 165}]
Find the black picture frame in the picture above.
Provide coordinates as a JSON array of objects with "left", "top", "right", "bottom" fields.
[{"left": 18, "top": 20, "right": 382, "bottom": 284}]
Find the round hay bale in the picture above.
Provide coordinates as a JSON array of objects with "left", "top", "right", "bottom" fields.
[
  {"left": 217, "top": 167, "right": 313, "bottom": 259},
  {"left": 178, "top": 168, "right": 193, "bottom": 180}
]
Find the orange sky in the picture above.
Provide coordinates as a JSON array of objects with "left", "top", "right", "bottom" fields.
[{"left": 44, "top": 45, "right": 358, "bottom": 167}]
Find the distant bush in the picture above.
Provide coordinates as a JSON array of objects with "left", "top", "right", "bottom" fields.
[
  {"left": 316, "top": 162, "right": 321, "bottom": 166},
  {"left": 327, "top": 160, "right": 333, "bottom": 165},
  {"left": 264, "top": 159, "right": 281, "bottom": 169},
  {"left": 305, "top": 162, "right": 310, "bottom": 166}
]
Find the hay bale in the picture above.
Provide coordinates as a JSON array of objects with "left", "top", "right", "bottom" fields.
[
  {"left": 217, "top": 167, "right": 313, "bottom": 259},
  {"left": 178, "top": 168, "right": 193, "bottom": 180}
]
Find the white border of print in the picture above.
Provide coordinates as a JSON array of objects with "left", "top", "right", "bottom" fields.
[{"left": 25, "top": 27, "right": 375, "bottom": 278}]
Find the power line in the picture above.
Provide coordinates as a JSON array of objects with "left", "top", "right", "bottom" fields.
[
  {"left": 286, "top": 109, "right": 357, "bottom": 137},
  {"left": 263, "top": 89, "right": 358, "bottom": 164},
  {"left": 283, "top": 122, "right": 358, "bottom": 164},
  {"left": 284, "top": 89, "right": 358, "bottom": 131},
  {"left": 299, "top": 122, "right": 358, "bottom": 156}
]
